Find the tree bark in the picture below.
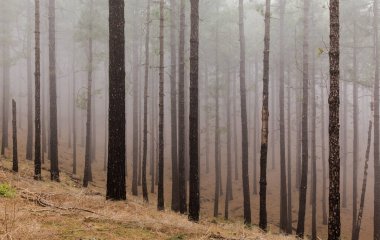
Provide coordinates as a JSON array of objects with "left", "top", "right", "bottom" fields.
[
  {"left": 106, "top": 0, "right": 126, "bottom": 201},
  {"left": 12, "top": 100, "right": 18, "bottom": 172},
  {"left": 259, "top": 0, "right": 271, "bottom": 230}
]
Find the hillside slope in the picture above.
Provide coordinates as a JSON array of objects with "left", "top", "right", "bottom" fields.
[{"left": 0, "top": 158, "right": 295, "bottom": 240}]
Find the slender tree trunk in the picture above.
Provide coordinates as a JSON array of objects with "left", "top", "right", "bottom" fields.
[
  {"left": 286, "top": 66, "right": 292, "bottom": 234},
  {"left": 34, "top": 0, "right": 42, "bottom": 180},
  {"left": 321, "top": 79, "right": 328, "bottom": 225},
  {"left": 1, "top": 19, "right": 10, "bottom": 156},
  {"left": 311, "top": 50, "right": 317, "bottom": 240},
  {"left": 132, "top": 0, "right": 139, "bottom": 196},
  {"left": 224, "top": 66, "right": 232, "bottom": 220},
  {"left": 205, "top": 65, "right": 210, "bottom": 174},
  {"left": 188, "top": 0, "right": 200, "bottom": 222},
  {"left": 178, "top": 0, "right": 187, "bottom": 214},
  {"left": 238, "top": 0, "right": 251, "bottom": 225},
  {"left": 295, "top": 86, "right": 301, "bottom": 190},
  {"left": 352, "top": 121, "right": 372, "bottom": 240},
  {"left": 170, "top": 0, "right": 179, "bottom": 212},
  {"left": 233, "top": 71, "right": 239, "bottom": 182},
  {"left": 83, "top": 1, "right": 94, "bottom": 187},
  {"left": 49, "top": 0, "right": 59, "bottom": 181},
  {"left": 253, "top": 60, "right": 258, "bottom": 195},
  {"left": 150, "top": 63, "right": 156, "bottom": 194},
  {"left": 142, "top": 0, "right": 151, "bottom": 203},
  {"left": 259, "top": 0, "right": 271, "bottom": 230},
  {"left": 296, "top": 0, "right": 310, "bottom": 237},
  {"left": 374, "top": 0, "right": 380, "bottom": 238},
  {"left": 328, "top": 0, "right": 341, "bottom": 238},
  {"left": 12, "top": 100, "right": 18, "bottom": 172},
  {"left": 157, "top": 0, "right": 165, "bottom": 211},
  {"left": 106, "top": 0, "right": 126, "bottom": 201},
  {"left": 279, "top": 0, "right": 288, "bottom": 231},
  {"left": 26, "top": 1, "right": 34, "bottom": 161}
]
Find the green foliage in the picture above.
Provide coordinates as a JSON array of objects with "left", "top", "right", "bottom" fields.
[
  {"left": 75, "top": 88, "right": 103, "bottom": 111},
  {"left": 0, "top": 183, "right": 16, "bottom": 198}
]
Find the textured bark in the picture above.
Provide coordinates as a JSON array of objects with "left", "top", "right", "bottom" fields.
[
  {"left": 157, "top": 0, "right": 165, "bottom": 211},
  {"left": 26, "top": 1, "right": 33, "bottom": 161},
  {"left": 328, "top": 0, "right": 341, "bottom": 238},
  {"left": 34, "top": 0, "right": 42, "bottom": 180},
  {"left": 49, "top": 0, "right": 59, "bottom": 181},
  {"left": 106, "top": 0, "right": 126, "bottom": 201},
  {"left": 170, "top": 0, "right": 179, "bottom": 212},
  {"left": 259, "top": 0, "right": 271, "bottom": 230},
  {"left": 178, "top": 0, "right": 187, "bottom": 214},
  {"left": 83, "top": 0, "right": 94, "bottom": 187},
  {"left": 12, "top": 100, "right": 18, "bottom": 172},
  {"left": 188, "top": 0, "right": 200, "bottom": 222},
  {"left": 142, "top": 0, "right": 151, "bottom": 203},
  {"left": 239, "top": 0, "right": 251, "bottom": 225},
  {"left": 132, "top": 0, "right": 139, "bottom": 197},
  {"left": 296, "top": 0, "right": 310, "bottom": 237},
  {"left": 278, "top": 0, "right": 288, "bottom": 232},
  {"left": 352, "top": 121, "right": 372, "bottom": 240}
]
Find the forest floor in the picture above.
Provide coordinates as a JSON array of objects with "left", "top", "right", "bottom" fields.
[{"left": 0, "top": 156, "right": 295, "bottom": 240}]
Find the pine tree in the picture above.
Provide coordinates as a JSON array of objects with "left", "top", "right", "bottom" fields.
[{"left": 26, "top": 0, "right": 33, "bottom": 161}]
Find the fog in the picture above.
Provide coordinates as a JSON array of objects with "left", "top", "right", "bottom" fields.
[{"left": 0, "top": 0, "right": 377, "bottom": 239}]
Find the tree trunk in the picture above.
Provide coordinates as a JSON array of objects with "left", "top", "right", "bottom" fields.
[
  {"left": 34, "top": 0, "right": 42, "bottom": 180},
  {"left": 142, "top": 0, "right": 151, "bottom": 203},
  {"left": 12, "top": 100, "right": 18, "bottom": 172},
  {"left": 278, "top": 0, "right": 288, "bottom": 232},
  {"left": 321, "top": 77, "right": 328, "bottom": 225},
  {"left": 83, "top": 0, "right": 94, "bottom": 187},
  {"left": 150, "top": 62, "right": 156, "bottom": 194},
  {"left": 224, "top": 66, "right": 232, "bottom": 220},
  {"left": 205, "top": 65, "right": 210, "bottom": 174},
  {"left": 296, "top": 0, "right": 310, "bottom": 237},
  {"left": 26, "top": 1, "right": 34, "bottom": 161},
  {"left": 238, "top": 0, "right": 251, "bottom": 225},
  {"left": 286, "top": 66, "right": 292, "bottom": 233},
  {"left": 234, "top": 70, "right": 239, "bottom": 182},
  {"left": 253, "top": 60, "right": 258, "bottom": 195},
  {"left": 49, "top": 0, "right": 59, "bottom": 182},
  {"left": 188, "top": 0, "right": 200, "bottom": 222},
  {"left": 157, "top": 0, "right": 165, "bottom": 211},
  {"left": 170, "top": 0, "right": 179, "bottom": 212},
  {"left": 328, "top": 0, "right": 341, "bottom": 238},
  {"left": 1, "top": 17, "right": 10, "bottom": 156},
  {"left": 178, "top": 0, "right": 187, "bottom": 214},
  {"left": 311, "top": 50, "right": 317, "bottom": 240},
  {"left": 106, "top": 0, "right": 126, "bottom": 201},
  {"left": 352, "top": 121, "right": 372, "bottom": 240}
]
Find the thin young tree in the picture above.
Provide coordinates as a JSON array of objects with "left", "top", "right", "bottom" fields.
[
  {"left": 296, "top": 0, "right": 310, "bottom": 237},
  {"left": 142, "top": 0, "right": 151, "bottom": 203},
  {"left": 170, "top": 0, "right": 179, "bottom": 212},
  {"left": 239, "top": 0, "right": 251, "bottom": 225},
  {"left": 259, "top": 0, "right": 271, "bottom": 230},
  {"left": 106, "top": 0, "right": 126, "bottom": 201},
  {"left": 49, "top": 0, "right": 59, "bottom": 181},
  {"left": 26, "top": 1, "right": 33, "bottom": 161},
  {"left": 12, "top": 100, "right": 18, "bottom": 172},
  {"left": 253, "top": 60, "right": 258, "bottom": 195},
  {"left": 278, "top": 0, "right": 288, "bottom": 231},
  {"left": 286, "top": 66, "right": 292, "bottom": 233},
  {"left": 311, "top": 51, "right": 317, "bottom": 240},
  {"left": 72, "top": 41, "right": 77, "bottom": 175},
  {"left": 328, "top": 0, "right": 341, "bottom": 238},
  {"left": 178, "top": 0, "right": 187, "bottom": 214},
  {"left": 34, "top": 0, "right": 42, "bottom": 180},
  {"left": 224, "top": 66, "right": 232, "bottom": 220},
  {"left": 83, "top": 0, "right": 94, "bottom": 188},
  {"left": 188, "top": 0, "right": 200, "bottom": 222},
  {"left": 157, "top": 0, "right": 165, "bottom": 211}
]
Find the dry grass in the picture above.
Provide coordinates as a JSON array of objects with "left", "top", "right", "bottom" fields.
[{"left": 0, "top": 157, "right": 296, "bottom": 240}]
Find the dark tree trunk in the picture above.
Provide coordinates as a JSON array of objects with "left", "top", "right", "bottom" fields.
[
  {"left": 296, "top": 0, "right": 310, "bottom": 237},
  {"left": 34, "top": 0, "right": 42, "bottom": 180},
  {"left": 178, "top": 0, "right": 187, "bottom": 214},
  {"left": 12, "top": 100, "right": 18, "bottom": 172},
  {"left": 49, "top": 0, "right": 59, "bottom": 182},
  {"left": 278, "top": 0, "right": 288, "bottom": 232},
  {"left": 188, "top": 0, "right": 200, "bottom": 222},
  {"left": 286, "top": 66, "right": 292, "bottom": 234},
  {"left": 259, "top": 0, "right": 271, "bottom": 230},
  {"left": 157, "top": 0, "right": 165, "bottom": 211},
  {"left": 352, "top": 121, "right": 372, "bottom": 240},
  {"left": 150, "top": 64, "right": 156, "bottom": 194},
  {"left": 106, "top": 0, "right": 126, "bottom": 201},
  {"left": 374, "top": 0, "right": 380, "bottom": 238},
  {"left": 83, "top": 0, "right": 94, "bottom": 187},
  {"left": 26, "top": 1, "right": 34, "bottom": 161},
  {"left": 205, "top": 65, "right": 210, "bottom": 174},
  {"left": 132, "top": 0, "right": 139, "bottom": 196},
  {"left": 170, "top": 0, "right": 179, "bottom": 212},
  {"left": 142, "top": 0, "right": 151, "bottom": 203},
  {"left": 328, "top": 0, "right": 341, "bottom": 238},
  {"left": 239, "top": 0, "right": 251, "bottom": 225}
]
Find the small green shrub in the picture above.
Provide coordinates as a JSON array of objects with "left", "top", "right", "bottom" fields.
[{"left": 0, "top": 183, "right": 16, "bottom": 198}]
